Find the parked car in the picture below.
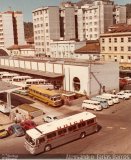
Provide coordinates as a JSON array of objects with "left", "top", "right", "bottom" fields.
[
  {"left": 0, "top": 127, "right": 9, "bottom": 139},
  {"left": 82, "top": 100, "right": 102, "bottom": 111},
  {"left": 120, "top": 90, "right": 131, "bottom": 97},
  {"left": 116, "top": 92, "right": 130, "bottom": 100},
  {"left": 96, "top": 95, "right": 114, "bottom": 106},
  {"left": 43, "top": 115, "right": 58, "bottom": 123},
  {"left": 20, "top": 120, "right": 37, "bottom": 131},
  {"left": 8, "top": 124, "right": 25, "bottom": 137},
  {"left": 91, "top": 97, "right": 109, "bottom": 109},
  {"left": 101, "top": 93, "right": 120, "bottom": 104}
]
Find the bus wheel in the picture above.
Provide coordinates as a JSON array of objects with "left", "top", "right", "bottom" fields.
[
  {"left": 80, "top": 132, "right": 86, "bottom": 139},
  {"left": 44, "top": 144, "right": 51, "bottom": 152}
]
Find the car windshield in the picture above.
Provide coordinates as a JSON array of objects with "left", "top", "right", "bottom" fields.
[{"left": 0, "top": 129, "right": 5, "bottom": 133}]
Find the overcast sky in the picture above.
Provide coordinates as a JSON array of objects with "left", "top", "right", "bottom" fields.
[{"left": 0, "top": 0, "right": 130, "bottom": 21}]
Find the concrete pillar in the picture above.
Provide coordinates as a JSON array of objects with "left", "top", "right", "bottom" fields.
[{"left": 7, "top": 92, "right": 11, "bottom": 112}]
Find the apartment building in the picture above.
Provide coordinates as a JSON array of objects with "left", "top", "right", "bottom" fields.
[
  {"left": 0, "top": 11, "right": 25, "bottom": 48},
  {"left": 77, "top": 0, "right": 114, "bottom": 41},
  {"left": 50, "top": 40, "right": 86, "bottom": 58},
  {"left": 114, "top": 5, "right": 127, "bottom": 24},
  {"left": 60, "top": 7, "right": 76, "bottom": 40},
  {"left": 100, "top": 24, "right": 131, "bottom": 63},
  {"left": 32, "top": 7, "right": 60, "bottom": 55}
]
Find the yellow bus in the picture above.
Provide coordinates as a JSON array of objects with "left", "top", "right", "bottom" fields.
[{"left": 28, "top": 85, "right": 62, "bottom": 107}]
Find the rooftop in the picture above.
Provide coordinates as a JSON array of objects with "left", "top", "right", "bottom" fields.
[
  {"left": 7, "top": 44, "right": 35, "bottom": 50},
  {"left": 108, "top": 24, "right": 131, "bottom": 33},
  {"left": 75, "top": 40, "right": 100, "bottom": 54}
]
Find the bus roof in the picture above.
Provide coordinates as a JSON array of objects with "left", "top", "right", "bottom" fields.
[
  {"left": 26, "top": 79, "right": 46, "bottom": 82},
  {"left": 29, "top": 85, "right": 60, "bottom": 96},
  {"left": 26, "top": 112, "right": 96, "bottom": 140},
  {"left": 12, "top": 75, "right": 31, "bottom": 79}
]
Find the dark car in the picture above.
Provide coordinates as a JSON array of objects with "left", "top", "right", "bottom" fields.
[
  {"left": 8, "top": 124, "right": 25, "bottom": 137},
  {"left": 20, "top": 120, "right": 37, "bottom": 131}
]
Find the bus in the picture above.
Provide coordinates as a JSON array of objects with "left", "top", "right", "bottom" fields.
[
  {"left": 28, "top": 85, "right": 62, "bottom": 107},
  {"left": 12, "top": 75, "right": 32, "bottom": 82},
  {"left": 25, "top": 79, "right": 48, "bottom": 85},
  {"left": 1, "top": 73, "right": 19, "bottom": 82},
  {"left": 25, "top": 111, "right": 98, "bottom": 154}
]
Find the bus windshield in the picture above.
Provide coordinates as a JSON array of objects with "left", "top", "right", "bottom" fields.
[
  {"left": 25, "top": 134, "right": 36, "bottom": 146},
  {"left": 52, "top": 96, "right": 61, "bottom": 101}
]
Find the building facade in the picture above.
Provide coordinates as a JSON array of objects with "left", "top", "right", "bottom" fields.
[
  {"left": 77, "top": 0, "right": 114, "bottom": 41},
  {"left": 32, "top": 7, "right": 60, "bottom": 56},
  {"left": 50, "top": 40, "right": 86, "bottom": 58},
  {"left": 0, "top": 57, "right": 119, "bottom": 96},
  {"left": 0, "top": 11, "right": 25, "bottom": 48},
  {"left": 114, "top": 5, "right": 127, "bottom": 24},
  {"left": 100, "top": 25, "right": 131, "bottom": 64}
]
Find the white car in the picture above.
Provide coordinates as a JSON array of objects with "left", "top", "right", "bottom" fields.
[
  {"left": 120, "top": 90, "right": 131, "bottom": 97},
  {"left": 82, "top": 100, "right": 102, "bottom": 111},
  {"left": 43, "top": 115, "right": 58, "bottom": 123},
  {"left": 116, "top": 92, "right": 130, "bottom": 100}
]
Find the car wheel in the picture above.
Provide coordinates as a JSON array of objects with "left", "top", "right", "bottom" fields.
[
  {"left": 44, "top": 144, "right": 51, "bottom": 152},
  {"left": 80, "top": 132, "right": 86, "bottom": 139}
]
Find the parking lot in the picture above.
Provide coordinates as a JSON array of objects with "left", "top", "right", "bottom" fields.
[{"left": 0, "top": 91, "right": 131, "bottom": 157}]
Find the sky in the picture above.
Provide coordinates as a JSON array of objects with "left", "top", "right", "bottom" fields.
[{"left": 0, "top": 0, "right": 130, "bottom": 22}]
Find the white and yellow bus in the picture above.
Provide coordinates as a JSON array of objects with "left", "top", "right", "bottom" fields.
[
  {"left": 28, "top": 85, "right": 62, "bottom": 107},
  {"left": 25, "top": 112, "right": 98, "bottom": 154}
]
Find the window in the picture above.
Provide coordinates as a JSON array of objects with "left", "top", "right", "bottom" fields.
[
  {"left": 114, "top": 47, "right": 117, "bottom": 51},
  {"left": 109, "top": 47, "right": 111, "bottom": 51},
  {"left": 102, "top": 47, "right": 105, "bottom": 51},
  {"left": 58, "top": 128, "right": 67, "bottom": 135},
  {"left": 78, "top": 121, "right": 86, "bottom": 128},
  {"left": 73, "top": 77, "right": 80, "bottom": 91},
  {"left": 109, "top": 38, "right": 111, "bottom": 43},
  {"left": 121, "top": 47, "right": 124, "bottom": 51},
  {"left": 87, "top": 119, "right": 94, "bottom": 125},
  {"left": 121, "top": 38, "right": 124, "bottom": 42},
  {"left": 128, "top": 56, "right": 131, "bottom": 60},
  {"left": 121, "top": 56, "right": 124, "bottom": 59},
  {"left": 128, "top": 37, "right": 131, "bottom": 42},
  {"left": 102, "top": 38, "right": 105, "bottom": 43},
  {"left": 68, "top": 125, "right": 77, "bottom": 132},
  {"left": 114, "top": 38, "right": 117, "bottom": 43},
  {"left": 128, "top": 46, "right": 131, "bottom": 51},
  {"left": 47, "top": 132, "right": 56, "bottom": 139}
]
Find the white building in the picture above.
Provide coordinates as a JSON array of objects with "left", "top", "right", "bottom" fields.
[
  {"left": 0, "top": 11, "right": 25, "bottom": 48},
  {"left": 127, "top": 18, "right": 131, "bottom": 25},
  {"left": 7, "top": 44, "right": 35, "bottom": 57},
  {"left": 77, "top": 0, "right": 114, "bottom": 41},
  {"left": 0, "top": 57, "right": 119, "bottom": 97},
  {"left": 32, "top": 6, "right": 60, "bottom": 56},
  {"left": 114, "top": 5, "right": 127, "bottom": 24},
  {"left": 50, "top": 40, "right": 86, "bottom": 58}
]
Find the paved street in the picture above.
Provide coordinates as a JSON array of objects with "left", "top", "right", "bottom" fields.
[{"left": 0, "top": 98, "right": 131, "bottom": 158}]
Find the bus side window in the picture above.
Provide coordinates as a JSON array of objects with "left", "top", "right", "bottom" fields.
[
  {"left": 47, "top": 131, "right": 56, "bottom": 139},
  {"left": 38, "top": 137, "right": 45, "bottom": 144},
  {"left": 78, "top": 121, "right": 86, "bottom": 128},
  {"left": 68, "top": 125, "right": 76, "bottom": 132},
  {"left": 58, "top": 128, "right": 67, "bottom": 135},
  {"left": 87, "top": 119, "right": 94, "bottom": 125}
]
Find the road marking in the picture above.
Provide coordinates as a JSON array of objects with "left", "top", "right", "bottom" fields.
[
  {"left": 120, "top": 127, "right": 127, "bottom": 130},
  {"left": 106, "top": 127, "right": 113, "bottom": 129}
]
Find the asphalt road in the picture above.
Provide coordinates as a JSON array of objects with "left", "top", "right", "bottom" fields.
[{"left": 0, "top": 98, "right": 131, "bottom": 158}]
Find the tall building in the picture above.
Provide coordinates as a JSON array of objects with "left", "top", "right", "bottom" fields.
[
  {"left": 77, "top": 0, "right": 114, "bottom": 41},
  {"left": 32, "top": 7, "right": 60, "bottom": 55},
  {"left": 60, "top": 7, "right": 76, "bottom": 40},
  {"left": 113, "top": 5, "right": 127, "bottom": 24},
  {"left": 0, "top": 11, "right": 25, "bottom": 48}
]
